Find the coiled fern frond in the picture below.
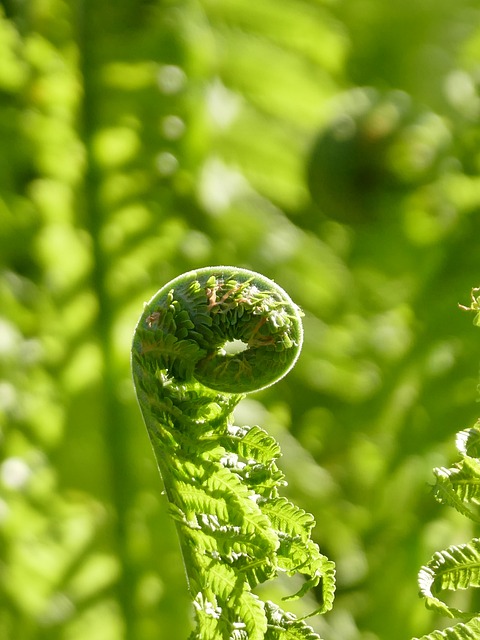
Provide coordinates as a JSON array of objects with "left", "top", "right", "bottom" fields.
[{"left": 131, "top": 266, "right": 335, "bottom": 639}]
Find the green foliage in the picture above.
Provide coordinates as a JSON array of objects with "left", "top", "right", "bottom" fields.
[
  {"left": 132, "top": 267, "right": 334, "bottom": 638},
  {"left": 1, "top": 0, "right": 480, "bottom": 639},
  {"left": 413, "top": 617, "right": 480, "bottom": 640},
  {"left": 459, "top": 290, "right": 480, "bottom": 328},
  {"left": 418, "top": 538, "right": 480, "bottom": 618},
  {"left": 414, "top": 305, "right": 480, "bottom": 638}
]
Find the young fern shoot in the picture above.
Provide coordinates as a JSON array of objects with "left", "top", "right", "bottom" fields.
[{"left": 131, "top": 266, "right": 335, "bottom": 640}]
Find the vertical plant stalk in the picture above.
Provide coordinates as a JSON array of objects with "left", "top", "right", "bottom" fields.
[
  {"left": 76, "top": 2, "right": 139, "bottom": 631},
  {"left": 132, "top": 266, "right": 335, "bottom": 639}
]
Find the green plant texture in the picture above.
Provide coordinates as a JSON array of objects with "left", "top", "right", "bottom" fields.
[
  {"left": 132, "top": 266, "right": 335, "bottom": 639},
  {"left": 2, "top": 0, "right": 480, "bottom": 639},
  {"left": 412, "top": 294, "right": 480, "bottom": 640}
]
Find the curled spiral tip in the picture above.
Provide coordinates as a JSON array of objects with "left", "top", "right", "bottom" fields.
[
  {"left": 132, "top": 266, "right": 303, "bottom": 394},
  {"left": 131, "top": 267, "right": 334, "bottom": 637}
]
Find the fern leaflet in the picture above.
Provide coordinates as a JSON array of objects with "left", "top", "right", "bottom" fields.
[
  {"left": 418, "top": 539, "right": 480, "bottom": 619},
  {"left": 413, "top": 293, "right": 480, "bottom": 640}
]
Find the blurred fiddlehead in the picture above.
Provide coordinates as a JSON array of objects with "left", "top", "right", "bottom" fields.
[{"left": 132, "top": 266, "right": 335, "bottom": 639}]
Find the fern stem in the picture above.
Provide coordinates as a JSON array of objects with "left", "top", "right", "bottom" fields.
[{"left": 76, "top": 1, "right": 138, "bottom": 635}]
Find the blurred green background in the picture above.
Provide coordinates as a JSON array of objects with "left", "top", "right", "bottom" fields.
[{"left": 1, "top": 1, "right": 480, "bottom": 638}]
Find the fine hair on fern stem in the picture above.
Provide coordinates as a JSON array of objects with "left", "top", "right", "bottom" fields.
[{"left": 132, "top": 266, "right": 335, "bottom": 639}]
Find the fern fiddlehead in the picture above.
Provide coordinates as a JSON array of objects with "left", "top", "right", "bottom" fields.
[{"left": 131, "top": 266, "right": 335, "bottom": 639}]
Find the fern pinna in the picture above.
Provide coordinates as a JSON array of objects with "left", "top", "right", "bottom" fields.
[
  {"left": 131, "top": 266, "right": 335, "bottom": 639},
  {"left": 413, "top": 289, "right": 480, "bottom": 640}
]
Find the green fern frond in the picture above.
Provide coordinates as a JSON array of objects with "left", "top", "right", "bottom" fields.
[
  {"left": 237, "top": 591, "right": 269, "bottom": 640},
  {"left": 432, "top": 462, "right": 480, "bottom": 523},
  {"left": 220, "top": 425, "right": 286, "bottom": 499},
  {"left": 264, "top": 601, "right": 323, "bottom": 639},
  {"left": 456, "top": 422, "right": 480, "bottom": 458},
  {"left": 200, "top": 559, "right": 239, "bottom": 601},
  {"left": 173, "top": 481, "right": 231, "bottom": 523},
  {"left": 418, "top": 538, "right": 480, "bottom": 619},
  {"left": 190, "top": 592, "right": 227, "bottom": 640},
  {"left": 231, "top": 424, "right": 282, "bottom": 464},
  {"left": 205, "top": 467, "right": 280, "bottom": 549},
  {"left": 282, "top": 544, "right": 336, "bottom": 615},
  {"left": 261, "top": 497, "right": 315, "bottom": 543},
  {"left": 412, "top": 616, "right": 480, "bottom": 640},
  {"left": 139, "top": 332, "right": 205, "bottom": 381},
  {"left": 132, "top": 267, "right": 333, "bottom": 639}
]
